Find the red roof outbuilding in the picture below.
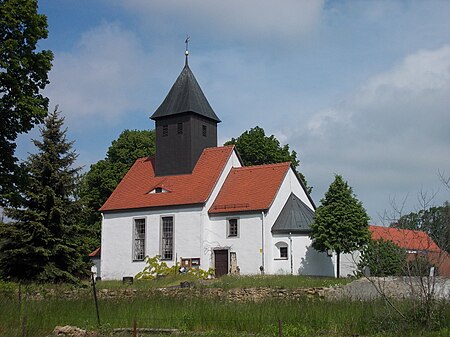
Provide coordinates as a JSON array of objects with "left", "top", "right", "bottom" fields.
[{"left": 369, "top": 225, "right": 441, "bottom": 252}]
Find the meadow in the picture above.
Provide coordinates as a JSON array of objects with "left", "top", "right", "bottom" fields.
[{"left": 1, "top": 276, "right": 449, "bottom": 337}]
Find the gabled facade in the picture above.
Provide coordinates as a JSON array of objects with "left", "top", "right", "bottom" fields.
[{"left": 100, "top": 59, "right": 334, "bottom": 280}]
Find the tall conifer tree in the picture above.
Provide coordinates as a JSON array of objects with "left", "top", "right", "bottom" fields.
[
  {"left": 0, "top": 108, "right": 89, "bottom": 283},
  {"left": 310, "top": 175, "right": 370, "bottom": 278}
]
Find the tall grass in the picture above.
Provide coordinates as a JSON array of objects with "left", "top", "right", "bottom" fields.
[{"left": 1, "top": 294, "right": 450, "bottom": 337}]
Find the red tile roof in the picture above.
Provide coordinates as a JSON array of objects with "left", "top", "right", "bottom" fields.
[
  {"left": 369, "top": 225, "right": 441, "bottom": 252},
  {"left": 100, "top": 146, "right": 234, "bottom": 212},
  {"left": 209, "top": 162, "right": 291, "bottom": 214}
]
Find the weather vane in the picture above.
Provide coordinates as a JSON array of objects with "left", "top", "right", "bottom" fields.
[{"left": 185, "top": 35, "right": 190, "bottom": 66}]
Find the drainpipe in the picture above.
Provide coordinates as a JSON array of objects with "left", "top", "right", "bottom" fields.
[
  {"left": 100, "top": 213, "right": 104, "bottom": 279},
  {"left": 261, "top": 211, "right": 265, "bottom": 275},
  {"left": 289, "top": 232, "right": 293, "bottom": 275}
]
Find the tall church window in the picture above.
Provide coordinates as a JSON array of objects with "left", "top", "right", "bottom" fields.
[
  {"left": 133, "top": 218, "right": 146, "bottom": 261},
  {"left": 161, "top": 216, "right": 174, "bottom": 260},
  {"left": 163, "top": 125, "right": 169, "bottom": 137},
  {"left": 202, "top": 125, "right": 207, "bottom": 137}
]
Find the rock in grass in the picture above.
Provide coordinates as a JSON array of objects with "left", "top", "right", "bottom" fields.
[{"left": 50, "top": 325, "right": 98, "bottom": 337}]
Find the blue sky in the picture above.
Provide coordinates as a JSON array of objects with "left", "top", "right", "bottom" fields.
[{"left": 15, "top": 0, "right": 450, "bottom": 224}]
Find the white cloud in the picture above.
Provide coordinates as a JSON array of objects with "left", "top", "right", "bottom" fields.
[
  {"left": 296, "top": 44, "right": 450, "bottom": 220},
  {"left": 117, "top": 0, "right": 324, "bottom": 42},
  {"left": 45, "top": 22, "right": 148, "bottom": 126}
]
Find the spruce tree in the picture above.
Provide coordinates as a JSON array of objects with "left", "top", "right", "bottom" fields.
[
  {"left": 0, "top": 107, "right": 89, "bottom": 283},
  {"left": 310, "top": 175, "right": 370, "bottom": 278}
]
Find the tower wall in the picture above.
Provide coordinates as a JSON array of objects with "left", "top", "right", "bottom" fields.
[{"left": 155, "top": 113, "right": 217, "bottom": 176}]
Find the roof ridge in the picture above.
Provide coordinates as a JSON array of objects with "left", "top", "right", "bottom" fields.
[
  {"left": 234, "top": 161, "right": 291, "bottom": 170},
  {"left": 371, "top": 225, "right": 430, "bottom": 235},
  {"left": 203, "top": 145, "right": 235, "bottom": 152}
]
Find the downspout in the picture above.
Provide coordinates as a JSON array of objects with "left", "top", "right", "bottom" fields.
[
  {"left": 100, "top": 212, "right": 104, "bottom": 279},
  {"left": 289, "top": 232, "right": 293, "bottom": 275},
  {"left": 200, "top": 210, "right": 204, "bottom": 269},
  {"left": 261, "top": 211, "right": 265, "bottom": 275}
]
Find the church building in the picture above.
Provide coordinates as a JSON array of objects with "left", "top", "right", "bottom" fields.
[{"left": 99, "top": 54, "right": 335, "bottom": 280}]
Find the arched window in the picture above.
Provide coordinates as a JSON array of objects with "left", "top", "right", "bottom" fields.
[{"left": 275, "top": 241, "right": 288, "bottom": 260}]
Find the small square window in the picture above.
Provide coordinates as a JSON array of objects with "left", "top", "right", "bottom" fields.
[
  {"left": 177, "top": 123, "right": 183, "bottom": 134},
  {"left": 162, "top": 125, "right": 168, "bottom": 137},
  {"left": 280, "top": 246, "right": 288, "bottom": 259},
  {"left": 202, "top": 125, "right": 207, "bottom": 137},
  {"left": 228, "top": 218, "right": 238, "bottom": 237}
]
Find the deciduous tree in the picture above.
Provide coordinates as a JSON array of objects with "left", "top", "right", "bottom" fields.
[
  {"left": 225, "top": 126, "right": 311, "bottom": 193},
  {"left": 310, "top": 174, "right": 370, "bottom": 278},
  {"left": 0, "top": 0, "right": 53, "bottom": 206},
  {"left": 79, "top": 129, "right": 156, "bottom": 247},
  {"left": 0, "top": 108, "right": 89, "bottom": 283}
]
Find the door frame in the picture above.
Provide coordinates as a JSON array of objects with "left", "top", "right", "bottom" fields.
[{"left": 213, "top": 248, "right": 229, "bottom": 278}]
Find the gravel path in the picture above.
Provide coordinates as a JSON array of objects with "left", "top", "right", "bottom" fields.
[{"left": 327, "top": 276, "right": 450, "bottom": 301}]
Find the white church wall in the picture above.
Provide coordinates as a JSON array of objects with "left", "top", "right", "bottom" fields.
[
  {"left": 335, "top": 251, "right": 360, "bottom": 278},
  {"left": 206, "top": 213, "right": 264, "bottom": 275},
  {"left": 270, "top": 235, "right": 335, "bottom": 276},
  {"left": 101, "top": 206, "right": 203, "bottom": 280}
]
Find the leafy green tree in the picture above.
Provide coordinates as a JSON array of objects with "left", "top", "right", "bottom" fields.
[
  {"left": 0, "top": 0, "right": 53, "bottom": 206},
  {"left": 225, "top": 126, "right": 311, "bottom": 193},
  {"left": 80, "top": 129, "right": 156, "bottom": 247},
  {"left": 358, "top": 238, "right": 407, "bottom": 276},
  {"left": 0, "top": 108, "right": 89, "bottom": 283},
  {"left": 392, "top": 202, "right": 450, "bottom": 254},
  {"left": 310, "top": 174, "right": 370, "bottom": 278}
]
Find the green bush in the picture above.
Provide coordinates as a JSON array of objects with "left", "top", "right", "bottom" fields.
[
  {"left": 135, "top": 255, "right": 214, "bottom": 280},
  {"left": 358, "top": 239, "right": 407, "bottom": 276}
]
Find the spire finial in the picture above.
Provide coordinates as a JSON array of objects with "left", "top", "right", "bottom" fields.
[{"left": 185, "top": 35, "right": 190, "bottom": 66}]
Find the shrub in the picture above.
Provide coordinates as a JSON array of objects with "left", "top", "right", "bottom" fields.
[
  {"left": 358, "top": 239, "right": 407, "bottom": 276},
  {"left": 135, "top": 255, "right": 214, "bottom": 280}
]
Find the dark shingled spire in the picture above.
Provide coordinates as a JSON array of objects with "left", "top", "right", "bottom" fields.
[
  {"left": 150, "top": 64, "right": 221, "bottom": 122},
  {"left": 271, "top": 193, "right": 315, "bottom": 234}
]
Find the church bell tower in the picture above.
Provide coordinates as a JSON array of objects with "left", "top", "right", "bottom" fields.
[{"left": 150, "top": 47, "right": 221, "bottom": 176}]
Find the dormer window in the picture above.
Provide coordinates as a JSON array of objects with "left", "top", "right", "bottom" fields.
[{"left": 149, "top": 187, "right": 169, "bottom": 194}]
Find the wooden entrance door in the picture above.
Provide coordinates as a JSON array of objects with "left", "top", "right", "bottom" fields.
[{"left": 214, "top": 249, "right": 228, "bottom": 277}]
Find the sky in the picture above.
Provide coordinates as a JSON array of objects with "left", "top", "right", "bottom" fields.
[{"left": 14, "top": 0, "right": 450, "bottom": 224}]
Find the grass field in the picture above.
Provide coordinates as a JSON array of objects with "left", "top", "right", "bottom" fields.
[{"left": 1, "top": 277, "right": 449, "bottom": 337}]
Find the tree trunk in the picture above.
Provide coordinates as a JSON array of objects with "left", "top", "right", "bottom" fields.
[{"left": 337, "top": 251, "right": 340, "bottom": 279}]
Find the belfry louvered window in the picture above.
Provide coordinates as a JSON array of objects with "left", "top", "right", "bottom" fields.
[
  {"left": 161, "top": 216, "right": 174, "bottom": 260},
  {"left": 133, "top": 218, "right": 145, "bottom": 261}
]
